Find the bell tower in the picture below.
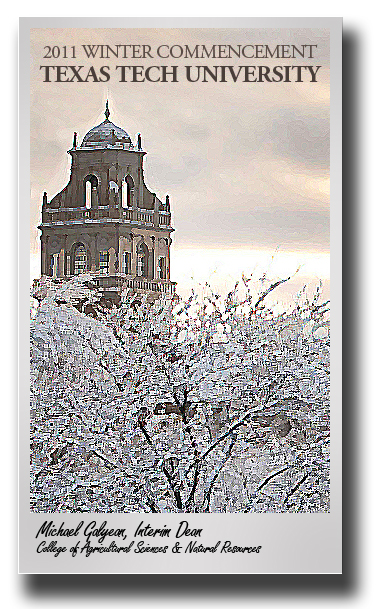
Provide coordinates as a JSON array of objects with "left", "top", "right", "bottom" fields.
[{"left": 39, "top": 102, "right": 175, "bottom": 297}]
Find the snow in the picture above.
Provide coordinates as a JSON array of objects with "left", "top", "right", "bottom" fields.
[{"left": 30, "top": 273, "right": 330, "bottom": 513}]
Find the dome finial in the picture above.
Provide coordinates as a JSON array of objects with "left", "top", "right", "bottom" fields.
[{"left": 105, "top": 100, "right": 110, "bottom": 120}]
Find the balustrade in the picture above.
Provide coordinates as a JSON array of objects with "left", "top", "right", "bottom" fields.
[
  {"left": 91, "top": 275, "right": 176, "bottom": 295},
  {"left": 42, "top": 206, "right": 171, "bottom": 228}
]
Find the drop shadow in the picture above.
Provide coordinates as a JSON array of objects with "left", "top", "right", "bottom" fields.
[{"left": 22, "top": 29, "right": 358, "bottom": 599}]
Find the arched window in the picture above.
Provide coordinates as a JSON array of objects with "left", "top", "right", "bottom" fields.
[
  {"left": 84, "top": 174, "right": 98, "bottom": 209},
  {"left": 74, "top": 245, "right": 87, "bottom": 275},
  {"left": 137, "top": 242, "right": 148, "bottom": 278},
  {"left": 99, "top": 251, "right": 109, "bottom": 274},
  {"left": 157, "top": 256, "right": 166, "bottom": 280},
  {"left": 109, "top": 180, "right": 119, "bottom": 205},
  {"left": 122, "top": 251, "right": 131, "bottom": 275},
  {"left": 85, "top": 181, "right": 91, "bottom": 209},
  {"left": 122, "top": 175, "right": 134, "bottom": 208}
]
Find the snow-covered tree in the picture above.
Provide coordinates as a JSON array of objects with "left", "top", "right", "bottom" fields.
[{"left": 30, "top": 273, "right": 330, "bottom": 513}]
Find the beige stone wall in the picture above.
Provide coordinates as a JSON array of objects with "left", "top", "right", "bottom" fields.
[
  {"left": 46, "top": 148, "right": 161, "bottom": 212},
  {"left": 40, "top": 223, "right": 172, "bottom": 281},
  {"left": 39, "top": 129, "right": 173, "bottom": 285}
]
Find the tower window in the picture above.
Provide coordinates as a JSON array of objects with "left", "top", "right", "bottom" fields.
[
  {"left": 157, "top": 256, "right": 166, "bottom": 279},
  {"left": 122, "top": 252, "right": 131, "bottom": 274},
  {"left": 109, "top": 181, "right": 119, "bottom": 206},
  {"left": 99, "top": 251, "right": 109, "bottom": 274},
  {"left": 74, "top": 246, "right": 87, "bottom": 275},
  {"left": 122, "top": 175, "right": 134, "bottom": 208},
  {"left": 84, "top": 174, "right": 99, "bottom": 209},
  {"left": 85, "top": 181, "right": 92, "bottom": 209},
  {"left": 137, "top": 242, "right": 148, "bottom": 278}
]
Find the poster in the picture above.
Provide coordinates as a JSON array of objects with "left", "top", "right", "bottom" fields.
[{"left": 20, "top": 17, "right": 342, "bottom": 574}]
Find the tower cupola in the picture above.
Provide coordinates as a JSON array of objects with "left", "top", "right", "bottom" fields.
[
  {"left": 80, "top": 101, "right": 133, "bottom": 149},
  {"left": 39, "top": 102, "right": 175, "bottom": 299}
]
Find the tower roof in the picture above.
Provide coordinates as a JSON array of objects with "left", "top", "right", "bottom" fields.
[{"left": 80, "top": 102, "right": 132, "bottom": 149}]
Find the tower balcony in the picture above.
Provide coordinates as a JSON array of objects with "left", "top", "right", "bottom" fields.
[
  {"left": 41, "top": 206, "right": 172, "bottom": 229},
  {"left": 90, "top": 274, "right": 177, "bottom": 296}
]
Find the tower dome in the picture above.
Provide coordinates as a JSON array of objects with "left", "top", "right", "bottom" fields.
[{"left": 80, "top": 101, "right": 132, "bottom": 148}]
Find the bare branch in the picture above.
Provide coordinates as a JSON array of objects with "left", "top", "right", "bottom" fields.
[
  {"left": 137, "top": 420, "right": 183, "bottom": 510},
  {"left": 202, "top": 437, "right": 235, "bottom": 512},
  {"left": 187, "top": 402, "right": 265, "bottom": 473},
  {"left": 283, "top": 472, "right": 309, "bottom": 505},
  {"left": 137, "top": 420, "right": 153, "bottom": 445},
  {"left": 145, "top": 497, "right": 160, "bottom": 513},
  {"left": 90, "top": 450, "right": 117, "bottom": 470},
  {"left": 253, "top": 275, "right": 292, "bottom": 311},
  {"left": 257, "top": 465, "right": 290, "bottom": 492}
]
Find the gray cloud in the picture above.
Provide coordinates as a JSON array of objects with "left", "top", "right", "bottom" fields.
[
  {"left": 30, "top": 27, "right": 331, "bottom": 256},
  {"left": 173, "top": 122, "right": 211, "bottom": 142},
  {"left": 222, "top": 107, "right": 329, "bottom": 170},
  {"left": 147, "top": 153, "right": 208, "bottom": 186},
  {"left": 267, "top": 109, "right": 330, "bottom": 168},
  {"left": 173, "top": 205, "right": 329, "bottom": 250}
]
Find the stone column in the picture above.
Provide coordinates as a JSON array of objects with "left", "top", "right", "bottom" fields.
[
  {"left": 153, "top": 194, "right": 159, "bottom": 227},
  {"left": 43, "top": 235, "right": 50, "bottom": 275},
  {"left": 150, "top": 236, "right": 156, "bottom": 280},
  {"left": 130, "top": 234, "right": 136, "bottom": 275},
  {"left": 92, "top": 188, "right": 99, "bottom": 209},
  {"left": 90, "top": 233, "right": 97, "bottom": 272},
  {"left": 148, "top": 237, "right": 155, "bottom": 280},
  {"left": 52, "top": 254, "right": 59, "bottom": 278},
  {"left": 62, "top": 234, "right": 68, "bottom": 276},
  {"left": 75, "top": 176, "right": 81, "bottom": 208},
  {"left": 109, "top": 247, "right": 116, "bottom": 275},
  {"left": 106, "top": 166, "right": 111, "bottom": 207},
  {"left": 100, "top": 170, "right": 108, "bottom": 206},
  {"left": 40, "top": 235, "right": 45, "bottom": 275},
  {"left": 58, "top": 248, "right": 65, "bottom": 277},
  {"left": 167, "top": 237, "right": 172, "bottom": 280},
  {"left": 138, "top": 164, "right": 143, "bottom": 208},
  {"left": 93, "top": 232, "right": 98, "bottom": 271},
  {"left": 115, "top": 226, "right": 120, "bottom": 272}
]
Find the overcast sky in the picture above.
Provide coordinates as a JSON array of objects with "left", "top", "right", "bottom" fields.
[{"left": 30, "top": 27, "right": 330, "bottom": 302}]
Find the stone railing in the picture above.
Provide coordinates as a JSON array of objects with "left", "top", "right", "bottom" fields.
[
  {"left": 42, "top": 206, "right": 170, "bottom": 228},
  {"left": 127, "top": 277, "right": 176, "bottom": 294},
  {"left": 159, "top": 211, "right": 171, "bottom": 226},
  {"left": 136, "top": 210, "right": 154, "bottom": 224},
  {"left": 92, "top": 275, "right": 176, "bottom": 295}
]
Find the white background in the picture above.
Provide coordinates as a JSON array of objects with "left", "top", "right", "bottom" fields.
[{"left": 3, "top": 1, "right": 377, "bottom": 607}]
